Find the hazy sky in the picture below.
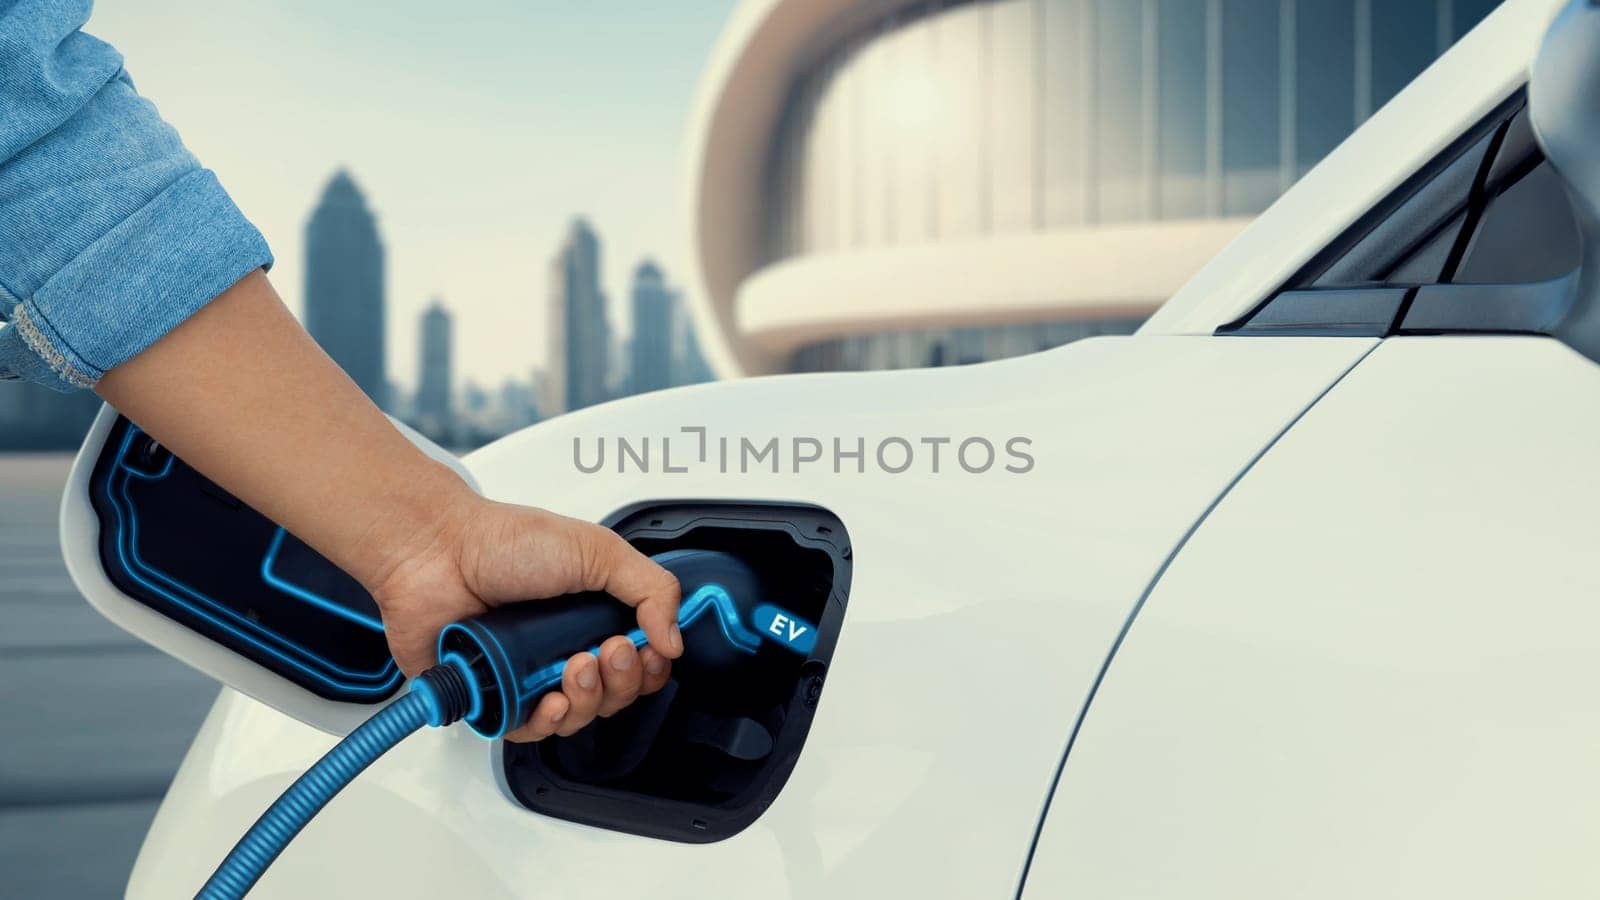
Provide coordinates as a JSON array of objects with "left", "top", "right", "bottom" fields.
[{"left": 87, "top": 0, "right": 739, "bottom": 392}]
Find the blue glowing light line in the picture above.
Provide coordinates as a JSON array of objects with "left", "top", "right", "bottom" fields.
[
  {"left": 117, "top": 445, "right": 385, "bottom": 640},
  {"left": 117, "top": 477, "right": 396, "bottom": 683},
  {"left": 514, "top": 583, "right": 765, "bottom": 698},
  {"left": 260, "top": 528, "right": 385, "bottom": 632},
  {"left": 439, "top": 650, "right": 483, "bottom": 724},
  {"left": 437, "top": 621, "right": 516, "bottom": 739},
  {"left": 105, "top": 428, "right": 402, "bottom": 697},
  {"left": 120, "top": 445, "right": 176, "bottom": 481},
  {"left": 113, "top": 429, "right": 398, "bottom": 684},
  {"left": 111, "top": 479, "right": 402, "bottom": 694}
]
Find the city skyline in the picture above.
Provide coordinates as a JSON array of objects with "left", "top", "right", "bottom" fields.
[
  {"left": 383, "top": 214, "right": 712, "bottom": 448},
  {"left": 82, "top": 0, "right": 739, "bottom": 394}
]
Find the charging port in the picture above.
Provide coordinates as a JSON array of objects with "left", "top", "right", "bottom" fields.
[{"left": 501, "top": 501, "right": 851, "bottom": 843}]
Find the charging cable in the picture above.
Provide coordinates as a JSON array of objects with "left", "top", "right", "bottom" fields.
[
  {"left": 195, "top": 549, "right": 816, "bottom": 899},
  {"left": 196, "top": 664, "right": 470, "bottom": 899}
]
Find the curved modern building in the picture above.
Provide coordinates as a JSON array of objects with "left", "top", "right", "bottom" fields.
[{"left": 685, "top": 0, "right": 1503, "bottom": 376}]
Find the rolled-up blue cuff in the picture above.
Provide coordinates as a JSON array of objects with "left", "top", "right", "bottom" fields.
[
  {"left": 10, "top": 167, "right": 273, "bottom": 392},
  {"left": 0, "top": 307, "right": 81, "bottom": 393}
]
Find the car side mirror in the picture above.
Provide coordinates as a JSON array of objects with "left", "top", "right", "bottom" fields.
[{"left": 1531, "top": 0, "right": 1600, "bottom": 362}]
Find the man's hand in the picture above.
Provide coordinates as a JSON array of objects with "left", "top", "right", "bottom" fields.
[
  {"left": 369, "top": 498, "right": 682, "bottom": 742},
  {"left": 97, "top": 270, "right": 682, "bottom": 743}
]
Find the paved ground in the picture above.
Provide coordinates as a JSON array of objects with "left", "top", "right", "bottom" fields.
[{"left": 0, "top": 453, "right": 217, "bottom": 898}]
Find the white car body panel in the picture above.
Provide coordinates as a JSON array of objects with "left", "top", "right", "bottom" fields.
[
  {"left": 126, "top": 336, "right": 1370, "bottom": 897},
  {"left": 1024, "top": 336, "right": 1600, "bottom": 897}
]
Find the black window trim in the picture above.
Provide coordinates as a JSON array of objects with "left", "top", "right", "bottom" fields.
[{"left": 1217, "top": 87, "right": 1536, "bottom": 336}]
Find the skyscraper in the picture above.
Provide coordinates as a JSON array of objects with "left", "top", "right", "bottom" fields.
[
  {"left": 629, "top": 260, "right": 675, "bottom": 396},
  {"left": 414, "top": 299, "right": 453, "bottom": 442},
  {"left": 305, "top": 170, "right": 387, "bottom": 407},
  {"left": 547, "top": 218, "right": 611, "bottom": 413},
  {"left": 670, "top": 301, "right": 715, "bottom": 388}
]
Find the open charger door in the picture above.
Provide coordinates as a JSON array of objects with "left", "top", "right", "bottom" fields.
[{"left": 57, "top": 405, "right": 477, "bottom": 736}]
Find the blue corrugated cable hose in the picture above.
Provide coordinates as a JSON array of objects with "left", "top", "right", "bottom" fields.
[
  {"left": 196, "top": 674, "right": 458, "bottom": 899},
  {"left": 195, "top": 549, "right": 817, "bottom": 899}
]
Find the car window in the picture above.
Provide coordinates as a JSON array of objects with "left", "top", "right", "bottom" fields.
[
  {"left": 1307, "top": 129, "right": 1494, "bottom": 287},
  {"left": 1305, "top": 98, "right": 1581, "bottom": 291},
  {"left": 1453, "top": 161, "right": 1580, "bottom": 284},
  {"left": 1221, "top": 92, "right": 1584, "bottom": 336}
]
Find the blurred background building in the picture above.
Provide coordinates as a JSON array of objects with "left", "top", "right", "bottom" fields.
[
  {"left": 684, "top": 0, "right": 1504, "bottom": 377},
  {"left": 490, "top": 377, "right": 543, "bottom": 435},
  {"left": 630, "top": 261, "right": 677, "bottom": 396},
  {"left": 671, "top": 304, "right": 717, "bottom": 387},
  {"left": 0, "top": 384, "right": 99, "bottom": 451},
  {"left": 304, "top": 170, "right": 388, "bottom": 407},
  {"left": 413, "top": 299, "right": 454, "bottom": 443},
  {"left": 548, "top": 218, "right": 612, "bottom": 415}
]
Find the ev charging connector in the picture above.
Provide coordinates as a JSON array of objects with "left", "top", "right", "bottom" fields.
[{"left": 197, "top": 549, "right": 815, "bottom": 900}]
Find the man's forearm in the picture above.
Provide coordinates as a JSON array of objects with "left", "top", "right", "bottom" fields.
[{"left": 95, "top": 269, "right": 474, "bottom": 592}]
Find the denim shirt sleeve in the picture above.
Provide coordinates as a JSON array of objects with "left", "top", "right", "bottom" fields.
[{"left": 0, "top": 0, "right": 273, "bottom": 393}]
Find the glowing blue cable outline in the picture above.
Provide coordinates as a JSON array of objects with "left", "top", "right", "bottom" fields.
[
  {"left": 104, "top": 427, "right": 403, "bottom": 698},
  {"left": 437, "top": 582, "right": 816, "bottom": 740},
  {"left": 516, "top": 583, "right": 765, "bottom": 698},
  {"left": 438, "top": 650, "right": 483, "bottom": 724},
  {"left": 436, "top": 620, "right": 517, "bottom": 739}
]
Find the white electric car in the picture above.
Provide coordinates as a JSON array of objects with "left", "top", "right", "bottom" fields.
[{"left": 61, "top": 0, "right": 1600, "bottom": 895}]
